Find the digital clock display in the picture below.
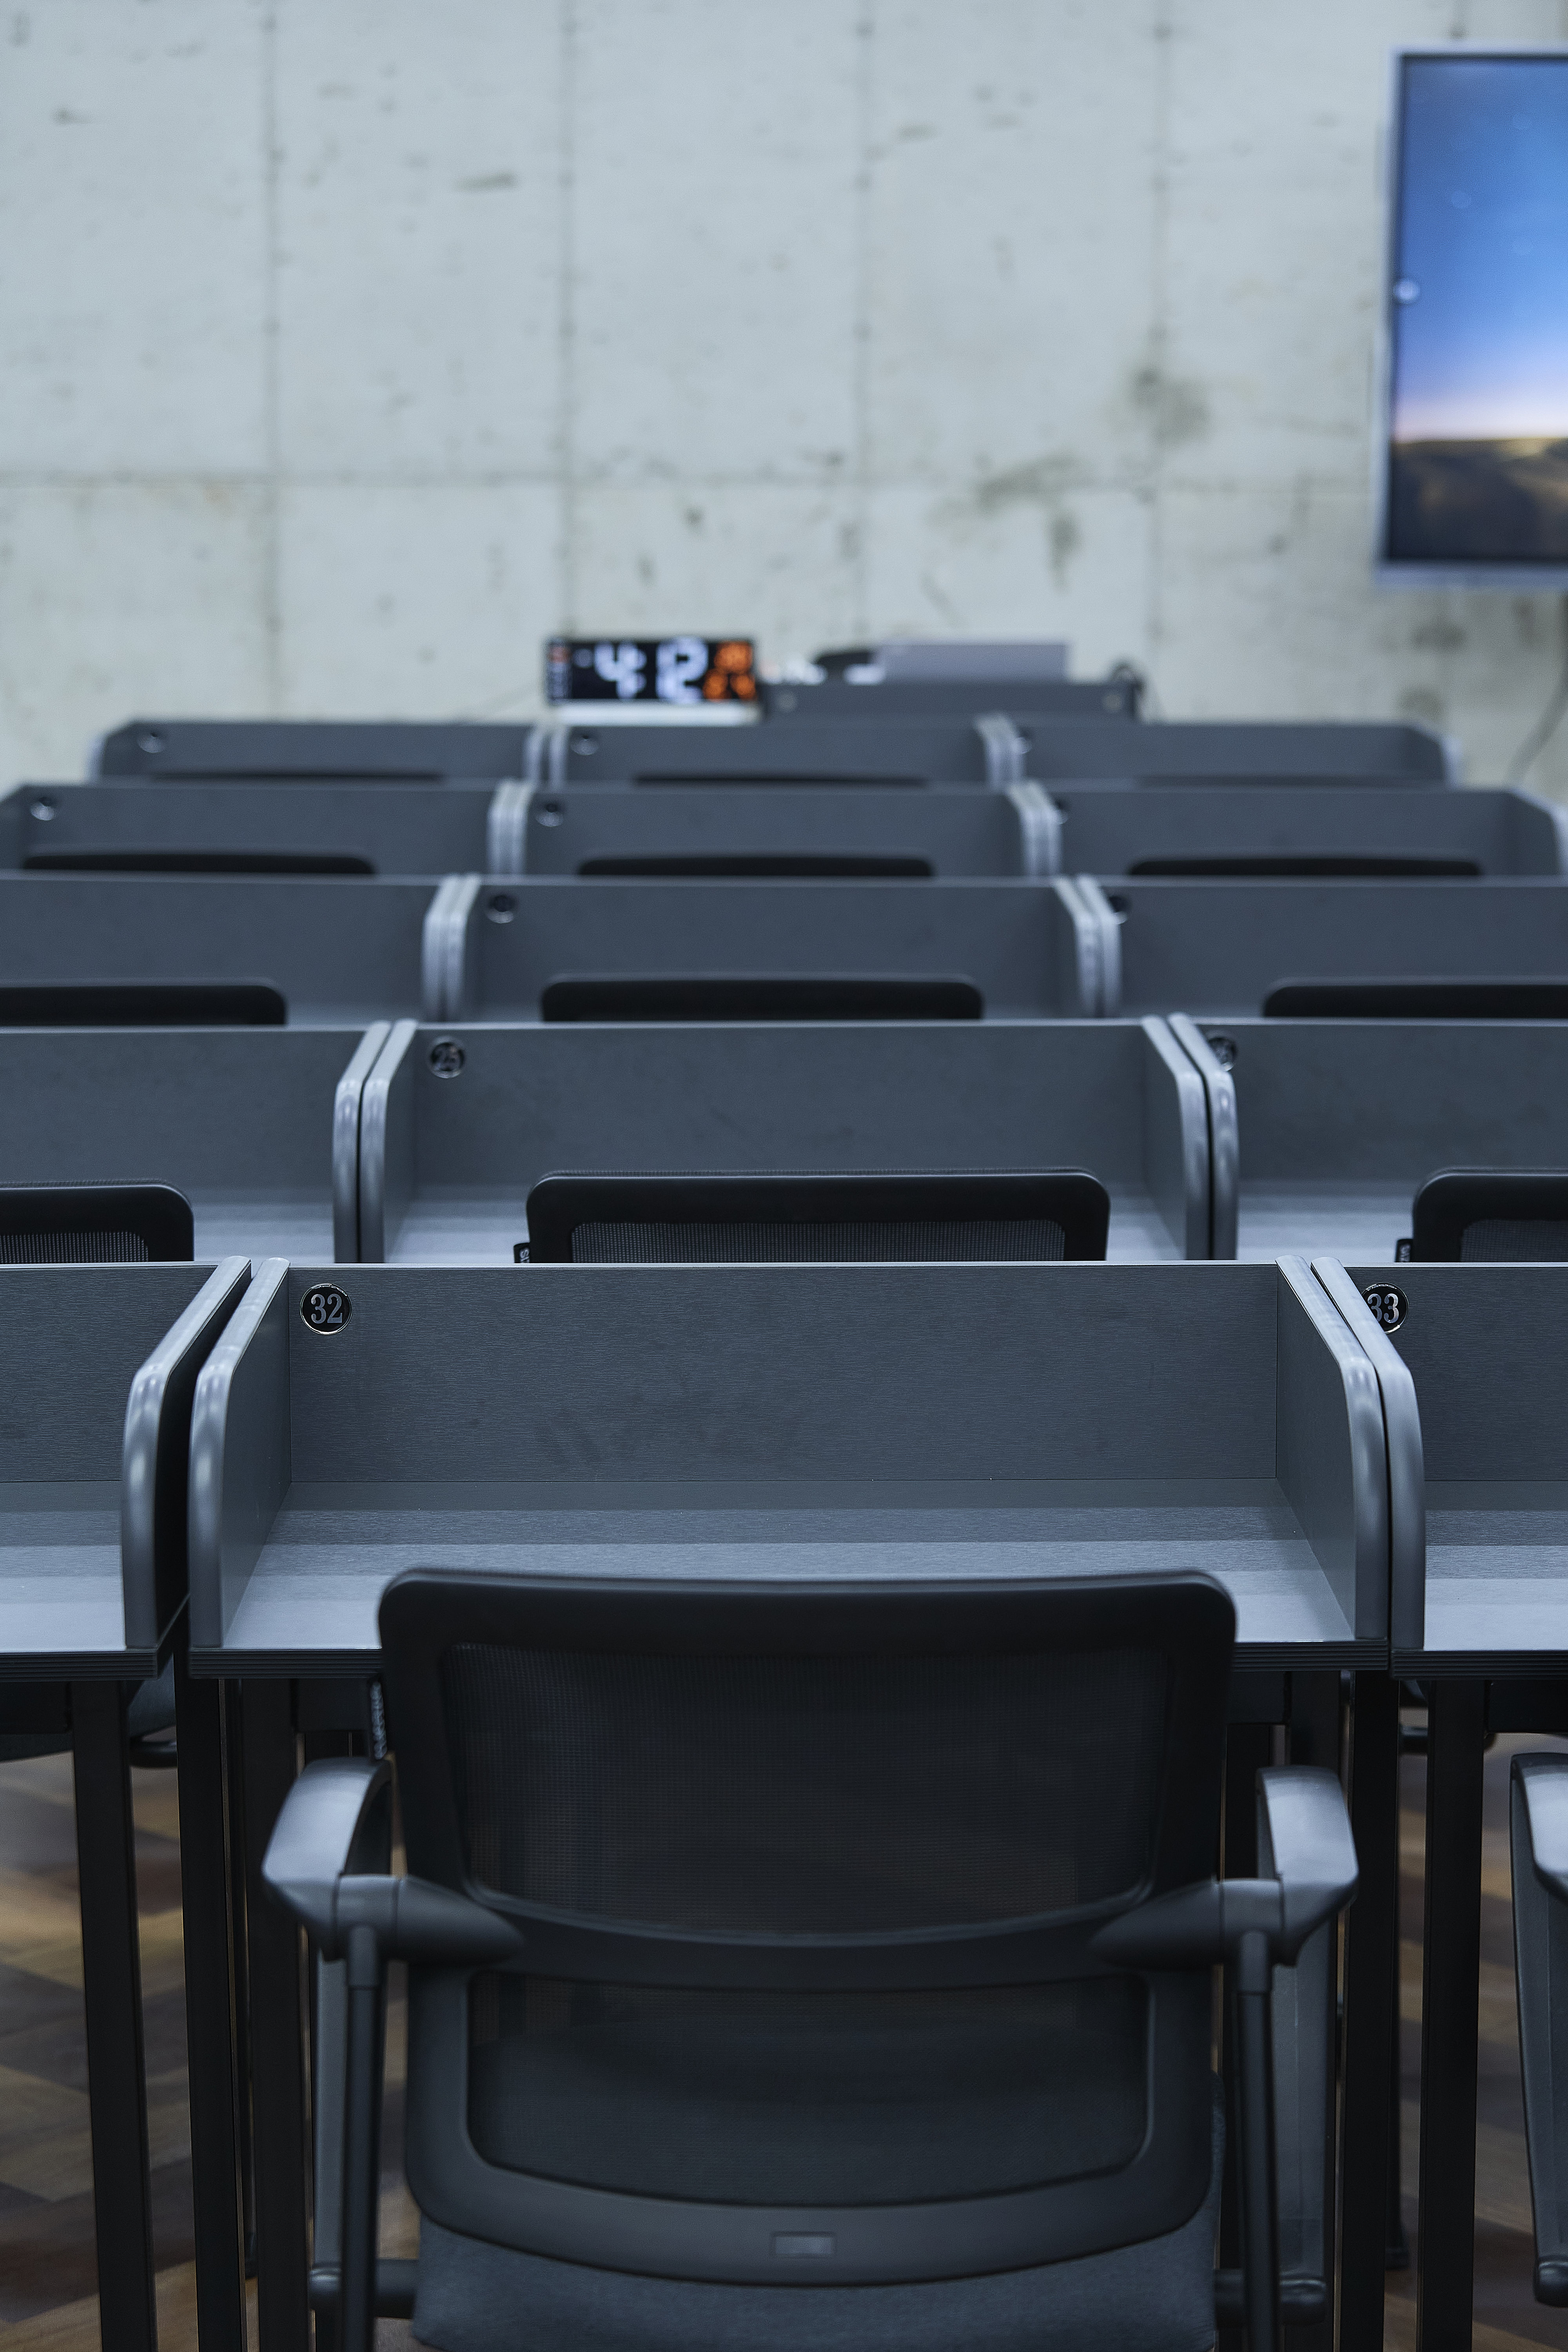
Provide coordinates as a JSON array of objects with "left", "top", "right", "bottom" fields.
[{"left": 546, "top": 636, "right": 757, "bottom": 706}]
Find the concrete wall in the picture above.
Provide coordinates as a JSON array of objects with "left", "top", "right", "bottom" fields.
[{"left": 4, "top": 0, "right": 1568, "bottom": 784}]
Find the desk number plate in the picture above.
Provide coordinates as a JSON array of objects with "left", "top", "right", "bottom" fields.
[
  {"left": 1361, "top": 1283, "right": 1407, "bottom": 1334},
  {"left": 301, "top": 1283, "right": 352, "bottom": 1335}
]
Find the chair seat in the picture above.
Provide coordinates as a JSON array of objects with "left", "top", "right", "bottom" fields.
[{"left": 409, "top": 2087, "right": 1223, "bottom": 2352}]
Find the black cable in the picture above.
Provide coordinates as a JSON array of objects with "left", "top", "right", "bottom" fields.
[{"left": 1505, "top": 592, "right": 1568, "bottom": 784}]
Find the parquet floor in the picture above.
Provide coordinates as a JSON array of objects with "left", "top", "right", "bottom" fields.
[{"left": 1, "top": 1732, "right": 1566, "bottom": 2350}]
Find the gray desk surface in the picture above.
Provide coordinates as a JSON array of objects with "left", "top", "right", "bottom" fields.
[
  {"left": 197, "top": 1475, "right": 1362, "bottom": 1677},
  {"left": 189, "top": 1191, "right": 335, "bottom": 1262},
  {"left": 1414, "top": 1481, "right": 1568, "bottom": 1671},
  {"left": 1236, "top": 1184, "right": 1412, "bottom": 1267},
  {"left": 0, "top": 1482, "right": 130, "bottom": 1678}
]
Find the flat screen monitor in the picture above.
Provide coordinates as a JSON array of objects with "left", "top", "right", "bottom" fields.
[{"left": 1382, "top": 50, "right": 1568, "bottom": 579}]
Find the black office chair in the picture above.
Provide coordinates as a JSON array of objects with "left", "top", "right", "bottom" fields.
[
  {"left": 1263, "top": 980, "right": 1568, "bottom": 1020},
  {"left": 24, "top": 849, "right": 374, "bottom": 876},
  {"left": 539, "top": 976, "right": 984, "bottom": 1022},
  {"left": 1403, "top": 1171, "right": 1568, "bottom": 1262},
  {"left": 1134, "top": 856, "right": 1477, "bottom": 879},
  {"left": 0, "top": 1181, "right": 194, "bottom": 1265},
  {"left": 1510, "top": 1756, "right": 1568, "bottom": 2303},
  {"left": 518, "top": 1171, "right": 1112, "bottom": 1264},
  {"left": 264, "top": 1569, "right": 1357, "bottom": 2352},
  {"left": 0, "top": 981, "right": 286, "bottom": 1025}
]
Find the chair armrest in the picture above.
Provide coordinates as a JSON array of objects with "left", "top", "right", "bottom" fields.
[
  {"left": 263, "top": 1757, "right": 393, "bottom": 1940},
  {"left": 1515, "top": 1753, "right": 1568, "bottom": 1900},
  {"left": 262, "top": 1756, "right": 524, "bottom": 1967},
  {"left": 1256, "top": 1767, "right": 1359, "bottom": 1964},
  {"left": 1090, "top": 1771, "right": 1356, "bottom": 1974}
]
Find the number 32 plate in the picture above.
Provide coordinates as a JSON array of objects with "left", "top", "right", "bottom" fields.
[{"left": 301, "top": 1283, "right": 352, "bottom": 1334}]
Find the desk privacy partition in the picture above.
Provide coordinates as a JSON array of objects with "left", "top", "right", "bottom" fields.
[
  {"left": 487, "top": 779, "right": 1060, "bottom": 878},
  {"left": 351, "top": 1017, "right": 1214, "bottom": 1265},
  {"left": 0, "top": 1024, "right": 386, "bottom": 1261},
  {"left": 186, "top": 1258, "right": 1390, "bottom": 1679},
  {"left": 0, "top": 873, "right": 439, "bottom": 1025},
  {"left": 420, "top": 875, "right": 1105, "bottom": 1022},
  {"left": 1096, "top": 877, "right": 1568, "bottom": 1017},
  {"left": 529, "top": 715, "right": 1024, "bottom": 787},
  {"left": 1314, "top": 1262, "right": 1568, "bottom": 1674},
  {"left": 1, "top": 779, "right": 496, "bottom": 877},
  {"left": 1166, "top": 1016, "right": 1568, "bottom": 1266},
  {"left": 1053, "top": 782, "right": 1566, "bottom": 879},
  {"left": 96, "top": 718, "right": 532, "bottom": 781},
  {"left": 764, "top": 671, "right": 1136, "bottom": 719},
  {"left": 1015, "top": 717, "right": 1452, "bottom": 781}
]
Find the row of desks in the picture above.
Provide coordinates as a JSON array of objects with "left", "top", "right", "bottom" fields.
[
  {"left": 3, "top": 1253, "right": 1553, "bottom": 1690},
  {"left": 7, "top": 1014, "right": 1568, "bottom": 1270},
  {"left": 5, "top": 867, "right": 1568, "bottom": 1022},
  {"left": 8, "top": 774, "right": 1559, "bottom": 878},
  {"left": 91, "top": 710, "right": 1451, "bottom": 783}
]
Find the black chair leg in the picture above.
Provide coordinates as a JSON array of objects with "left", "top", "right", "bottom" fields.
[
  {"left": 1415, "top": 1678, "right": 1486, "bottom": 2352},
  {"left": 1338, "top": 1670, "right": 1399, "bottom": 2352},
  {"left": 71, "top": 1677, "right": 158, "bottom": 2352},
  {"left": 1219, "top": 1720, "right": 1272, "bottom": 2344},
  {"left": 1236, "top": 1928, "right": 1281, "bottom": 2352},
  {"left": 173, "top": 1649, "right": 247, "bottom": 2352},
  {"left": 241, "top": 1680, "right": 312, "bottom": 2352}
]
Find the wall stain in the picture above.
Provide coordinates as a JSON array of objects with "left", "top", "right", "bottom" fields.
[
  {"left": 971, "top": 455, "right": 1082, "bottom": 515},
  {"left": 1049, "top": 510, "right": 1081, "bottom": 586},
  {"left": 1129, "top": 363, "right": 1210, "bottom": 449}
]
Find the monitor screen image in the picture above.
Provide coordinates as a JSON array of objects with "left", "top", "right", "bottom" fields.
[{"left": 1384, "top": 51, "right": 1568, "bottom": 572}]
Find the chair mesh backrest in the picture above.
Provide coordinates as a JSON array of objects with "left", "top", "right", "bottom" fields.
[
  {"left": 1461, "top": 1218, "right": 1568, "bottom": 1262},
  {"left": 570, "top": 1217, "right": 1065, "bottom": 1264},
  {"left": 441, "top": 1640, "right": 1168, "bottom": 2207},
  {"left": 0, "top": 1228, "right": 149, "bottom": 1263}
]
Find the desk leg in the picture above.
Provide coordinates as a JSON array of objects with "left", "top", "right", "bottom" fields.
[
  {"left": 1286, "top": 1670, "right": 1340, "bottom": 2352},
  {"left": 1415, "top": 1678, "right": 1486, "bottom": 2352},
  {"left": 1339, "top": 1671, "right": 1398, "bottom": 2352},
  {"left": 241, "top": 1681, "right": 310, "bottom": 2352},
  {"left": 174, "top": 1652, "right": 246, "bottom": 2352},
  {"left": 227, "top": 1682, "right": 257, "bottom": 2279},
  {"left": 71, "top": 1678, "right": 158, "bottom": 2352}
]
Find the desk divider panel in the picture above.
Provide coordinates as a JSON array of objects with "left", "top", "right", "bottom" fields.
[
  {"left": 1, "top": 780, "right": 495, "bottom": 878},
  {"left": 0, "top": 873, "right": 439, "bottom": 1025},
  {"left": 0, "top": 1259, "right": 249, "bottom": 1677},
  {"left": 1105, "top": 878, "right": 1568, "bottom": 1018},
  {"left": 427, "top": 876, "right": 1092, "bottom": 1024},
  {"left": 354, "top": 1016, "right": 1211, "bottom": 1265},
  {"left": 493, "top": 782, "right": 1040, "bottom": 880},
  {"left": 0, "top": 1025, "right": 381, "bottom": 1263},
  {"left": 1183, "top": 1019, "right": 1568, "bottom": 1266},
  {"left": 1016, "top": 718, "right": 1450, "bottom": 780},
  {"left": 1053, "top": 782, "right": 1567, "bottom": 878},
  {"left": 187, "top": 1260, "right": 1388, "bottom": 1675},
  {"left": 96, "top": 717, "right": 532, "bottom": 780},
  {"left": 1324, "top": 1262, "right": 1568, "bottom": 1672},
  {"left": 534, "top": 716, "right": 1006, "bottom": 787}
]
